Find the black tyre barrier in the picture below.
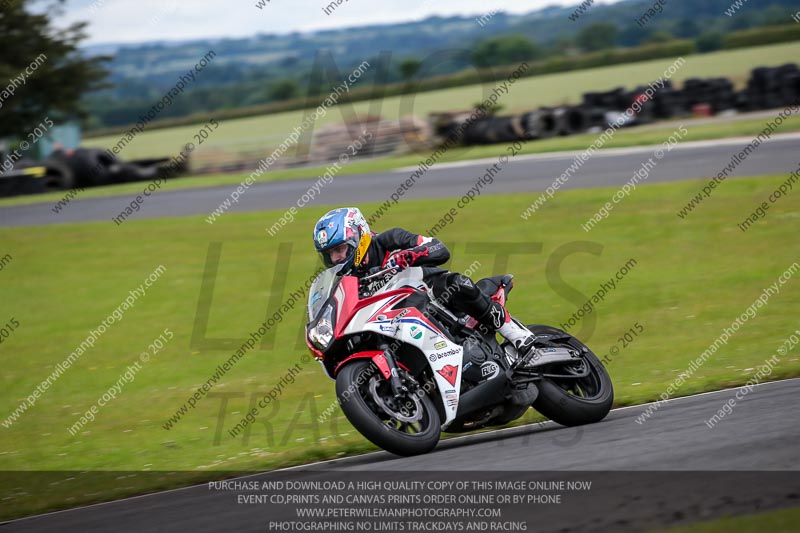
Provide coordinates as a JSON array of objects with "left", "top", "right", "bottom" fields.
[
  {"left": 434, "top": 121, "right": 461, "bottom": 140},
  {"left": 462, "top": 118, "right": 495, "bottom": 145},
  {"left": 742, "top": 88, "right": 761, "bottom": 110},
  {"left": 521, "top": 109, "right": 557, "bottom": 140},
  {"left": 554, "top": 106, "right": 590, "bottom": 135},
  {"left": 624, "top": 89, "right": 655, "bottom": 125},
  {"left": 488, "top": 116, "right": 526, "bottom": 143},
  {"left": 0, "top": 159, "right": 43, "bottom": 197},
  {"left": 552, "top": 108, "right": 569, "bottom": 136},
  {"left": 682, "top": 78, "right": 719, "bottom": 109},
  {"left": 0, "top": 159, "right": 75, "bottom": 197},
  {"left": 785, "top": 72, "right": 800, "bottom": 103},
  {"left": 652, "top": 88, "right": 687, "bottom": 119},
  {"left": 581, "top": 92, "right": 603, "bottom": 108},
  {"left": 0, "top": 175, "right": 41, "bottom": 197},
  {"left": 584, "top": 107, "right": 607, "bottom": 129},
  {"left": 581, "top": 87, "right": 628, "bottom": 110},
  {"left": 735, "top": 91, "right": 750, "bottom": 111},
  {"left": 116, "top": 163, "right": 160, "bottom": 183},
  {"left": 478, "top": 119, "right": 500, "bottom": 145},
  {"left": 609, "top": 87, "right": 629, "bottom": 109},
  {"left": 749, "top": 67, "right": 780, "bottom": 92},
  {"left": 776, "top": 63, "right": 799, "bottom": 78},
  {"left": 509, "top": 115, "right": 528, "bottom": 140},
  {"left": 779, "top": 72, "right": 800, "bottom": 106},
  {"left": 521, "top": 111, "right": 542, "bottom": 140},
  {"left": 745, "top": 63, "right": 799, "bottom": 109},
  {"left": 744, "top": 88, "right": 790, "bottom": 110},
  {"left": 536, "top": 108, "right": 558, "bottom": 138},
  {"left": 461, "top": 116, "right": 527, "bottom": 145},
  {"left": 40, "top": 159, "right": 76, "bottom": 191},
  {"left": 454, "top": 63, "right": 799, "bottom": 148},
  {"left": 47, "top": 148, "right": 118, "bottom": 188},
  {"left": 712, "top": 89, "right": 737, "bottom": 113}
]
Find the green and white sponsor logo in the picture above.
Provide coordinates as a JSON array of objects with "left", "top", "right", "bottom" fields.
[{"left": 410, "top": 326, "right": 423, "bottom": 340}]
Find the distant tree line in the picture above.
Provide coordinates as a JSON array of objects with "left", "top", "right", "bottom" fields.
[{"left": 83, "top": 0, "right": 799, "bottom": 133}]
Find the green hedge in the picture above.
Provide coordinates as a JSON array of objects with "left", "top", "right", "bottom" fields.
[{"left": 724, "top": 24, "right": 800, "bottom": 50}]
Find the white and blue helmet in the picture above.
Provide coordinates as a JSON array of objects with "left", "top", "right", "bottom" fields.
[{"left": 313, "top": 207, "right": 372, "bottom": 270}]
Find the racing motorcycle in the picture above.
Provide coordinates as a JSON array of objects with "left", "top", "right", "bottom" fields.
[{"left": 305, "top": 263, "right": 613, "bottom": 456}]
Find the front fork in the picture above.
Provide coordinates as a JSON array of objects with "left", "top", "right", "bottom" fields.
[{"left": 377, "top": 341, "right": 408, "bottom": 397}]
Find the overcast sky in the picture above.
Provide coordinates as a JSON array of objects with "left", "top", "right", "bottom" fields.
[{"left": 52, "top": 0, "right": 623, "bottom": 45}]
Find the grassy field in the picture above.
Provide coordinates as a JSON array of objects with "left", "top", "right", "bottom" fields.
[
  {"left": 1, "top": 173, "right": 799, "bottom": 518},
  {"left": 3, "top": 112, "right": 800, "bottom": 208},
  {"left": 651, "top": 506, "right": 800, "bottom": 532},
  {"left": 81, "top": 42, "right": 800, "bottom": 159}
]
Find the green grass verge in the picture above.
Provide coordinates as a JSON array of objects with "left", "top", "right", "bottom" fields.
[
  {"left": 649, "top": 506, "right": 800, "bottom": 533},
  {"left": 0, "top": 173, "right": 799, "bottom": 519},
  {"left": 3, "top": 111, "right": 800, "bottom": 208},
  {"left": 80, "top": 42, "right": 800, "bottom": 159}
]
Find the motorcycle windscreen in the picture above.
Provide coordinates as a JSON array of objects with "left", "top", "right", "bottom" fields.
[{"left": 307, "top": 263, "right": 347, "bottom": 321}]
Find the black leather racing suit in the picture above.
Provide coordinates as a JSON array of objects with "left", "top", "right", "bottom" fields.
[{"left": 354, "top": 228, "right": 504, "bottom": 329}]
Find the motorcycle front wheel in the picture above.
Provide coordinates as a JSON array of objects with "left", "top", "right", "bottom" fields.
[{"left": 336, "top": 359, "right": 441, "bottom": 456}]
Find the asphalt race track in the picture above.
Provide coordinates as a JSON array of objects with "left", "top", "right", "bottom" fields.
[
  {"left": 4, "top": 379, "right": 799, "bottom": 533},
  {"left": 1, "top": 133, "right": 798, "bottom": 227}
]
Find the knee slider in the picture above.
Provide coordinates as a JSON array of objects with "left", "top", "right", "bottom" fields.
[
  {"left": 434, "top": 272, "right": 477, "bottom": 303},
  {"left": 451, "top": 273, "right": 480, "bottom": 298}
]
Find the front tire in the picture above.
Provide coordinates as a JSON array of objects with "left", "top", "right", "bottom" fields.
[
  {"left": 336, "top": 360, "right": 440, "bottom": 456},
  {"left": 527, "top": 325, "right": 614, "bottom": 427}
]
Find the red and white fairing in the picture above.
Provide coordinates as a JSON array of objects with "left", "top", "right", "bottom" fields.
[{"left": 323, "top": 267, "right": 464, "bottom": 426}]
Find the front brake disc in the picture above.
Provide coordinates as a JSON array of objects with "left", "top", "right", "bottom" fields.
[{"left": 368, "top": 376, "right": 422, "bottom": 423}]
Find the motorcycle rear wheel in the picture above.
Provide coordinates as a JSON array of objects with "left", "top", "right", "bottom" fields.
[
  {"left": 527, "top": 325, "right": 614, "bottom": 427},
  {"left": 336, "top": 360, "right": 440, "bottom": 456}
]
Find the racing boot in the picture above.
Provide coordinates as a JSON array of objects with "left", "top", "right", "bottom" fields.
[{"left": 476, "top": 302, "right": 537, "bottom": 362}]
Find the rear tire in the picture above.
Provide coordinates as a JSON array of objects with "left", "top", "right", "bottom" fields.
[
  {"left": 336, "top": 360, "right": 440, "bottom": 456},
  {"left": 527, "top": 325, "right": 614, "bottom": 427}
]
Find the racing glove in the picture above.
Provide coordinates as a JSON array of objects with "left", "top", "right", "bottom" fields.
[{"left": 383, "top": 248, "right": 430, "bottom": 270}]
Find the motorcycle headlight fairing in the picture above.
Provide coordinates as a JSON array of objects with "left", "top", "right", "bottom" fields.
[{"left": 308, "top": 303, "right": 335, "bottom": 351}]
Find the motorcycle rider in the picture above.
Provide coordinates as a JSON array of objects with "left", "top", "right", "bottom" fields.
[{"left": 312, "top": 207, "right": 538, "bottom": 358}]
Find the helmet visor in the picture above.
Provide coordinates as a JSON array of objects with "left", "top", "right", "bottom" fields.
[{"left": 320, "top": 242, "right": 354, "bottom": 268}]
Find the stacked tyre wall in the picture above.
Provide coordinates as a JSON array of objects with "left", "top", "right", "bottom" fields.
[{"left": 449, "top": 63, "right": 799, "bottom": 146}]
